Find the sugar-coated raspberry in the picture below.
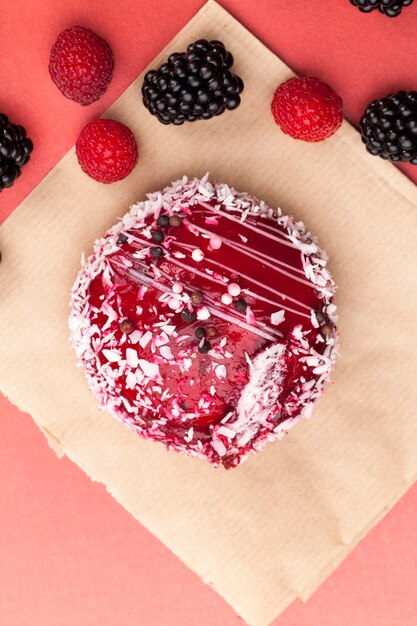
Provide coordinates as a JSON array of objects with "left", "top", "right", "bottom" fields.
[
  {"left": 76, "top": 119, "right": 138, "bottom": 184},
  {"left": 271, "top": 77, "right": 343, "bottom": 143},
  {"left": 49, "top": 25, "right": 114, "bottom": 105}
]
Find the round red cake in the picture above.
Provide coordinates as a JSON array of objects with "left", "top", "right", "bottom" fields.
[{"left": 70, "top": 176, "right": 338, "bottom": 468}]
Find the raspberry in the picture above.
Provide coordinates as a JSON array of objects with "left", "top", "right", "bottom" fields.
[
  {"left": 49, "top": 26, "right": 114, "bottom": 105},
  {"left": 76, "top": 119, "right": 138, "bottom": 183},
  {"left": 271, "top": 77, "right": 343, "bottom": 143}
]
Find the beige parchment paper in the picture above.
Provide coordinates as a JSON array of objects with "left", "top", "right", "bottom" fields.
[{"left": 1, "top": 2, "right": 417, "bottom": 625}]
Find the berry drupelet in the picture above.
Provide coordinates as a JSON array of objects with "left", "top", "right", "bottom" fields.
[
  {"left": 350, "top": 0, "right": 414, "bottom": 17},
  {"left": 360, "top": 91, "right": 417, "bottom": 164},
  {"left": 141, "top": 39, "right": 244, "bottom": 125},
  {"left": 0, "top": 114, "right": 33, "bottom": 192}
]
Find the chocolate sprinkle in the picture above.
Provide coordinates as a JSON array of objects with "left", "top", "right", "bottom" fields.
[
  {"left": 157, "top": 214, "right": 170, "bottom": 228},
  {"left": 235, "top": 298, "right": 248, "bottom": 312},
  {"left": 118, "top": 233, "right": 128, "bottom": 244},
  {"left": 181, "top": 308, "right": 196, "bottom": 323},
  {"left": 195, "top": 327, "right": 207, "bottom": 339},
  {"left": 198, "top": 340, "right": 211, "bottom": 354},
  {"left": 151, "top": 246, "right": 163, "bottom": 258},
  {"left": 169, "top": 214, "right": 182, "bottom": 227},
  {"left": 119, "top": 319, "right": 135, "bottom": 335},
  {"left": 190, "top": 290, "right": 203, "bottom": 305},
  {"left": 151, "top": 229, "right": 165, "bottom": 242},
  {"left": 321, "top": 323, "right": 333, "bottom": 336}
]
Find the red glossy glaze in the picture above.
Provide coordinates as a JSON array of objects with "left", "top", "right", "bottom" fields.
[{"left": 88, "top": 199, "right": 323, "bottom": 438}]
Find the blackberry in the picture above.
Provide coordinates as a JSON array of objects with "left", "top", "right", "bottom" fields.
[
  {"left": 349, "top": 0, "right": 414, "bottom": 17},
  {"left": 0, "top": 114, "right": 33, "bottom": 192},
  {"left": 360, "top": 91, "right": 417, "bottom": 164},
  {"left": 141, "top": 39, "right": 244, "bottom": 125}
]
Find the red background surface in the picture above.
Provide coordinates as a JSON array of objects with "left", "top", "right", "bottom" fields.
[{"left": 1, "top": 1, "right": 417, "bottom": 625}]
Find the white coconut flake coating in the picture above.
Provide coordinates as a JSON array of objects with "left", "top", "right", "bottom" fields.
[{"left": 69, "top": 175, "right": 339, "bottom": 468}]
